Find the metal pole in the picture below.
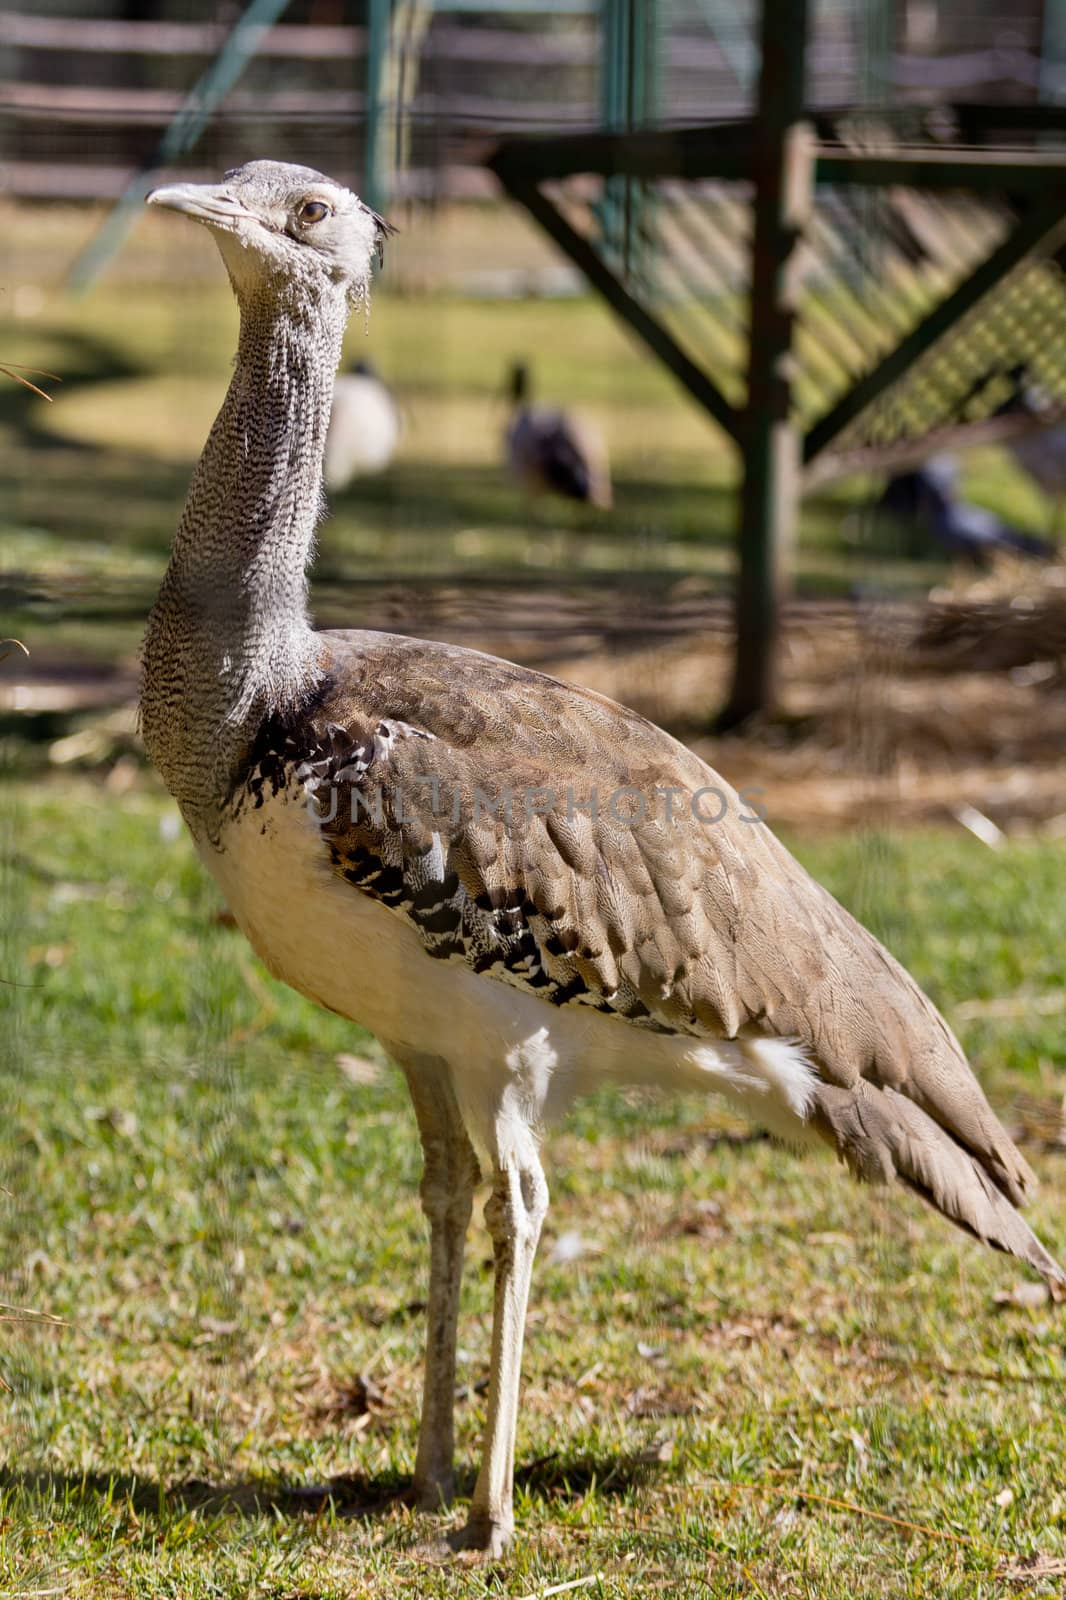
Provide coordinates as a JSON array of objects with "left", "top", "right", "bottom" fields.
[
  {"left": 1041, "top": 0, "right": 1066, "bottom": 103},
  {"left": 599, "top": 0, "right": 657, "bottom": 276},
  {"left": 365, "top": 0, "right": 391, "bottom": 215},
  {"left": 67, "top": 0, "right": 293, "bottom": 293},
  {"left": 716, "top": 0, "right": 811, "bottom": 731},
  {"left": 600, "top": 0, "right": 627, "bottom": 267}
]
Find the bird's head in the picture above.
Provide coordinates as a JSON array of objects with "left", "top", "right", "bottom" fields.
[{"left": 146, "top": 160, "right": 394, "bottom": 307}]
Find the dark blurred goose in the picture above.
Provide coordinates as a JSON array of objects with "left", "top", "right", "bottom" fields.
[
  {"left": 879, "top": 456, "right": 1056, "bottom": 568},
  {"left": 504, "top": 361, "right": 612, "bottom": 510}
]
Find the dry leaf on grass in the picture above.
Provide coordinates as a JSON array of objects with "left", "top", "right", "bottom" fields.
[
  {"left": 548, "top": 1230, "right": 595, "bottom": 1264},
  {"left": 84, "top": 1106, "right": 138, "bottom": 1138},
  {"left": 336, "top": 1053, "right": 382, "bottom": 1087},
  {"left": 515, "top": 1574, "right": 604, "bottom": 1600},
  {"left": 993, "top": 1282, "right": 1052, "bottom": 1311},
  {"left": 311, "top": 1371, "right": 389, "bottom": 1426},
  {"left": 26, "top": 943, "right": 73, "bottom": 969},
  {"left": 631, "top": 1438, "right": 674, "bottom": 1466},
  {"left": 998, "top": 1553, "right": 1066, "bottom": 1584},
  {"left": 626, "top": 1384, "right": 698, "bottom": 1418}
]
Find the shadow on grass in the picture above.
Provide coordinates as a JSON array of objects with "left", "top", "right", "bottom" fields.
[
  {"left": 329, "top": 463, "right": 740, "bottom": 549},
  {"left": 516, "top": 1447, "right": 671, "bottom": 1501},
  {"left": 1, "top": 1465, "right": 409, "bottom": 1523},
  {"left": 0, "top": 329, "right": 145, "bottom": 452},
  {"left": 2, "top": 1445, "right": 662, "bottom": 1526}
]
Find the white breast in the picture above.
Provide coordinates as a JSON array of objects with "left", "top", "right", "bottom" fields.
[{"left": 200, "top": 788, "right": 817, "bottom": 1152}]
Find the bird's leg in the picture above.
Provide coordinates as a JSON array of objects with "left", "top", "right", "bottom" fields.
[
  {"left": 400, "top": 1060, "right": 480, "bottom": 1510},
  {"left": 451, "top": 1126, "right": 548, "bottom": 1558}
]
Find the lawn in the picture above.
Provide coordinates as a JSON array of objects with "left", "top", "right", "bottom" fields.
[{"left": 1, "top": 776, "right": 1063, "bottom": 1599}]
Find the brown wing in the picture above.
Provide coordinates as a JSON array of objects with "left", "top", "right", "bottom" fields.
[{"left": 234, "top": 628, "right": 1034, "bottom": 1205}]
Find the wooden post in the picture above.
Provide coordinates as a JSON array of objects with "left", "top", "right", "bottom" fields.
[{"left": 716, "top": 0, "right": 812, "bottom": 732}]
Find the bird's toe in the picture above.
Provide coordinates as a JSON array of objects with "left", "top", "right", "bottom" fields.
[{"left": 446, "top": 1514, "right": 515, "bottom": 1561}]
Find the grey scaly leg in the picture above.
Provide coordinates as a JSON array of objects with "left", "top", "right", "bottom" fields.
[
  {"left": 451, "top": 1123, "right": 548, "bottom": 1557},
  {"left": 398, "top": 1057, "right": 480, "bottom": 1509}
]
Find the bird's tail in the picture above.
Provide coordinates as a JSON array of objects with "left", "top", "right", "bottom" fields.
[
  {"left": 812, "top": 1080, "right": 1065, "bottom": 1285},
  {"left": 998, "top": 528, "right": 1057, "bottom": 560}
]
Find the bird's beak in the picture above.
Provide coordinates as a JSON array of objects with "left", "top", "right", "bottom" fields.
[{"left": 146, "top": 182, "right": 250, "bottom": 229}]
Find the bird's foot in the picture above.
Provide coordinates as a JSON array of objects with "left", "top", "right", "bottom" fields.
[
  {"left": 446, "top": 1514, "right": 514, "bottom": 1561},
  {"left": 407, "top": 1515, "right": 513, "bottom": 1565}
]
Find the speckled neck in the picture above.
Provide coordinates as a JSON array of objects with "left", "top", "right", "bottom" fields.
[{"left": 141, "top": 273, "right": 351, "bottom": 822}]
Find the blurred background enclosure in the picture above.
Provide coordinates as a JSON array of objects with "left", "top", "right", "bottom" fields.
[
  {"left": 6, "top": 0, "right": 1062, "bottom": 774},
  {"left": 3, "top": 0, "right": 1066, "bottom": 803}
]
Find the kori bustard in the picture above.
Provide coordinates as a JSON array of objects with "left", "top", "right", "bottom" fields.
[{"left": 142, "top": 161, "right": 1063, "bottom": 1558}]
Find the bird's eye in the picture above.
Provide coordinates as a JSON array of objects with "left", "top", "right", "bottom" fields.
[{"left": 298, "top": 200, "right": 332, "bottom": 225}]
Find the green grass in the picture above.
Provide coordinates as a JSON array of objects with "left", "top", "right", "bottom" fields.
[{"left": 2, "top": 775, "right": 1064, "bottom": 1597}]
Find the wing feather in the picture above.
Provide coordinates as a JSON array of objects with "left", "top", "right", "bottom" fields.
[{"left": 233, "top": 629, "right": 1035, "bottom": 1203}]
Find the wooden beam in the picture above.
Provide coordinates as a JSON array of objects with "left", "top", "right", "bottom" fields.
[
  {"left": 491, "top": 120, "right": 1066, "bottom": 190},
  {"left": 497, "top": 173, "right": 742, "bottom": 441},
  {"left": 0, "top": 11, "right": 362, "bottom": 54},
  {"left": 490, "top": 121, "right": 755, "bottom": 185},
  {"left": 804, "top": 408, "right": 1066, "bottom": 488},
  {"left": 814, "top": 146, "right": 1066, "bottom": 192},
  {"left": 803, "top": 197, "right": 1066, "bottom": 462}
]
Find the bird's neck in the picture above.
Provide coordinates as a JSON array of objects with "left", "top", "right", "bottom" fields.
[{"left": 142, "top": 277, "right": 351, "bottom": 811}]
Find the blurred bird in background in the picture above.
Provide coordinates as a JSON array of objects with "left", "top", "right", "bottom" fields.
[
  {"left": 324, "top": 359, "right": 402, "bottom": 490},
  {"left": 993, "top": 365, "right": 1066, "bottom": 533},
  {"left": 504, "top": 360, "right": 612, "bottom": 510},
  {"left": 878, "top": 455, "right": 1057, "bottom": 568}
]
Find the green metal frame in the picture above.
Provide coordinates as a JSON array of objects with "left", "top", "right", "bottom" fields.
[
  {"left": 1041, "top": 0, "right": 1066, "bottom": 104},
  {"left": 490, "top": 96, "right": 1066, "bottom": 725},
  {"left": 68, "top": 0, "right": 295, "bottom": 292},
  {"left": 365, "top": 0, "right": 392, "bottom": 215},
  {"left": 804, "top": 197, "right": 1066, "bottom": 462},
  {"left": 489, "top": 120, "right": 1066, "bottom": 470},
  {"left": 599, "top": 0, "right": 661, "bottom": 275}
]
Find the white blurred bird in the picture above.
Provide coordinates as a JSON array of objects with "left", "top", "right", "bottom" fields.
[
  {"left": 324, "top": 359, "right": 401, "bottom": 490},
  {"left": 504, "top": 361, "right": 612, "bottom": 510}
]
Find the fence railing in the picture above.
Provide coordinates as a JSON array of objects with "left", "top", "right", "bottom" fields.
[{"left": 0, "top": 8, "right": 1052, "bottom": 202}]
